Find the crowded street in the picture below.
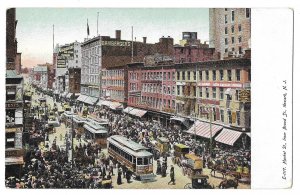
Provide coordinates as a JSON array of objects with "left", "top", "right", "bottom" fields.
[
  {"left": 5, "top": 8, "right": 252, "bottom": 189},
  {"left": 5, "top": 75, "right": 251, "bottom": 189}
]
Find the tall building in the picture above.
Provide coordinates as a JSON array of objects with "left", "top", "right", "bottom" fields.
[
  {"left": 209, "top": 8, "right": 251, "bottom": 59},
  {"left": 5, "top": 8, "right": 24, "bottom": 178},
  {"left": 54, "top": 41, "right": 82, "bottom": 98},
  {"left": 79, "top": 30, "right": 174, "bottom": 109}
]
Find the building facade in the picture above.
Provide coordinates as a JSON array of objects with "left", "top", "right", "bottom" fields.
[
  {"left": 175, "top": 58, "right": 251, "bottom": 131},
  {"left": 102, "top": 67, "right": 125, "bottom": 103},
  {"left": 79, "top": 30, "right": 174, "bottom": 107},
  {"left": 5, "top": 8, "right": 24, "bottom": 177},
  {"left": 209, "top": 8, "right": 251, "bottom": 59},
  {"left": 33, "top": 64, "right": 48, "bottom": 90}
]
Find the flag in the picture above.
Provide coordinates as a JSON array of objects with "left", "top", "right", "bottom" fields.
[{"left": 87, "top": 19, "right": 90, "bottom": 36}]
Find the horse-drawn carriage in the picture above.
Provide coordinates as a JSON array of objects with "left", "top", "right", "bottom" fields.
[
  {"left": 182, "top": 153, "right": 203, "bottom": 178},
  {"left": 172, "top": 144, "right": 190, "bottom": 166},
  {"left": 184, "top": 175, "right": 214, "bottom": 189},
  {"left": 155, "top": 137, "right": 169, "bottom": 156}
]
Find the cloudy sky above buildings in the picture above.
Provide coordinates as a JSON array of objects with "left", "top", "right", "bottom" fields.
[{"left": 16, "top": 8, "right": 209, "bottom": 68}]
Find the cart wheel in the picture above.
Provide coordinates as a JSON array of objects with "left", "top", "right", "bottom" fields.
[{"left": 184, "top": 183, "right": 192, "bottom": 189}]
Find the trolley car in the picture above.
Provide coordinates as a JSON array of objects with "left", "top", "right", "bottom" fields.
[{"left": 107, "top": 135, "right": 155, "bottom": 181}]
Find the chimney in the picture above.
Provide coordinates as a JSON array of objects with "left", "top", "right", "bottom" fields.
[
  {"left": 116, "top": 30, "right": 121, "bottom": 40},
  {"left": 143, "top": 37, "right": 147, "bottom": 44}
]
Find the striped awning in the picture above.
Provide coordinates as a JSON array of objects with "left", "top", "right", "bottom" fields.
[
  {"left": 123, "top": 107, "right": 147, "bottom": 118},
  {"left": 186, "top": 120, "right": 222, "bottom": 139},
  {"left": 215, "top": 128, "right": 242, "bottom": 146}
]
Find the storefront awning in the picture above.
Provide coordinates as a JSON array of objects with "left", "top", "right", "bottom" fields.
[
  {"left": 97, "top": 100, "right": 123, "bottom": 110},
  {"left": 170, "top": 116, "right": 189, "bottom": 127},
  {"left": 66, "top": 93, "right": 73, "bottom": 99},
  {"left": 186, "top": 120, "right": 222, "bottom": 139},
  {"left": 5, "top": 156, "right": 24, "bottom": 165},
  {"left": 83, "top": 96, "right": 98, "bottom": 105},
  {"left": 61, "top": 92, "right": 68, "bottom": 97},
  {"left": 246, "top": 132, "right": 251, "bottom": 138},
  {"left": 215, "top": 128, "right": 242, "bottom": 146},
  {"left": 123, "top": 107, "right": 147, "bottom": 118},
  {"left": 77, "top": 95, "right": 88, "bottom": 102}
]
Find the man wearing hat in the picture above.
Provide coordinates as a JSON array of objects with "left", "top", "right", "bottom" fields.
[{"left": 168, "top": 165, "right": 175, "bottom": 185}]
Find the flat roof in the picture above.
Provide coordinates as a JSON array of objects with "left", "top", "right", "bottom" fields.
[{"left": 110, "top": 135, "right": 147, "bottom": 151}]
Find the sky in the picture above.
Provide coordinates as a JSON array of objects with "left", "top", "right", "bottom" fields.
[{"left": 16, "top": 8, "right": 209, "bottom": 68}]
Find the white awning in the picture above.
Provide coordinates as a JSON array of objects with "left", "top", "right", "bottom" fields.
[
  {"left": 66, "top": 93, "right": 72, "bottom": 98},
  {"left": 170, "top": 116, "right": 189, "bottom": 127},
  {"left": 215, "top": 128, "right": 243, "bottom": 146},
  {"left": 61, "top": 92, "right": 68, "bottom": 97},
  {"left": 123, "top": 107, "right": 147, "bottom": 118},
  {"left": 186, "top": 120, "right": 223, "bottom": 139},
  {"left": 83, "top": 96, "right": 98, "bottom": 105},
  {"left": 97, "top": 100, "right": 123, "bottom": 110},
  {"left": 246, "top": 132, "right": 251, "bottom": 138},
  {"left": 77, "top": 95, "right": 88, "bottom": 102}
]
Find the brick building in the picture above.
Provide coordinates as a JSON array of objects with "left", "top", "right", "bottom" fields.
[
  {"left": 209, "top": 8, "right": 251, "bottom": 59},
  {"left": 80, "top": 30, "right": 174, "bottom": 108},
  {"left": 5, "top": 8, "right": 24, "bottom": 177},
  {"left": 66, "top": 67, "right": 81, "bottom": 101}
]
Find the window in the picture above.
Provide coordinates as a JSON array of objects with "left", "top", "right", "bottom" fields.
[
  {"left": 182, "top": 71, "right": 186, "bottom": 80},
  {"left": 213, "top": 87, "right": 216, "bottom": 99},
  {"left": 187, "top": 71, "right": 190, "bottom": 80},
  {"left": 225, "top": 27, "right": 228, "bottom": 34},
  {"left": 225, "top": 38, "right": 228, "bottom": 45},
  {"left": 213, "top": 70, "right": 216, "bottom": 81},
  {"left": 232, "top": 37, "right": 235, "bottom": 44},
  {"left": 205, "top": 70, "right": 209, "bottom": 80},
  {"left": 220, "top": 88, "right": 224, "bottom": 100},
  {"left": 235, "top": 90, "right": 240, "bottom": 101},
  {"left": 180, "top": 48, "right": 184, "bottom": 54},
  {"left": 238, "top": 36, "right": 242, "bottom": 43},
  {"left": 231, "top": 25, "right": 234, "bottom": 33},
  {"left": 225, "top": 15, "right": 228, "bottom": 24},
  {"left": 238, "top": 24, "right": 242, "bottom": 32},
  {"left": 246, "top": 8, "right": 251, "bottom": 18},
  {"left": 206, "top": 87, "right": 209, "bottom": 98},
  {"left": 225, "top": 8, "right": 228, "bottom": 11},
  {"left": 232, "top": 47, "right": 235, "bottom": 52},
  {"left": 220, "top": 70, "right": 224, "bottom": 80},
  {"left": 236, "top": 69, "right": 241, "bottom": 81},
  {"left": 167, "top": 72, "right": 170, "bottom": 80},
  {"left": 193, "top": 86, "right": 196, "bottom": 97},
  {"left": 220, "top": 110, "right": 224, "bottom": 122},
  {"left": 177, "top": 86, "right": 180, "bottom": 95},
  {"left": 231, "top": 10, "right": 235, "bottom": 22},
  {"left": 137, "top": 158, "right": 143, "bottom": 165},
  {"left": 213, "top": 108, "right": 217, "bottom": 121},
  {"left": 236, "top": 111, "right": 241, "bottom": 126},
  {"left": 188, "top": 49, "right": 191, "bottom": 55},
  {"left": 199, "top": 71, "right": 202, "bottom": 80},
  {"left": 177, "top": 72, "right": 180, "bottom": 80},
  {"left": 199, "top": 87, "right": 202, "bottom": 98},
  {"left": 239, "top": 47, "right": 242, "bottom": 54},
  {"left": 193, "top": 71, "right": 196, "bottom": 80},
  {"left": 228, "top": 110, "right": 232, "bottom": 124},
  {"left": 227, "top": 70, "right": 232, "bottom": 81},
  {"left": 225, "top": 48, "right": 228, "bottom": 53}
]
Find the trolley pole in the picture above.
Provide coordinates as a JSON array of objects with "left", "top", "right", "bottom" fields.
[
  {"left": 209, "top": 108, "right": 212, "bottom": 156},
  {"left": 71, "top": 114, "right": 74, "bottom": 167}
]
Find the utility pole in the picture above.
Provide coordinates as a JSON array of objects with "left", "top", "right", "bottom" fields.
[
  {"left": 97, "top": 12, "right": 99, "bottom": 36},
  {"left": 131, "top": 26, "right": 133, "bottom": 62}
]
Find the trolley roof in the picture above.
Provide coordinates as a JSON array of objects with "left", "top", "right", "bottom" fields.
[{"left": 108, "top": 135, "right": 152, "bottom": 157}]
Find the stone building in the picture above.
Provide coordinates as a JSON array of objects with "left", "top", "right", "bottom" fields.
[{"left": 209, "top": 8, "right": 251, "bottom": 59}]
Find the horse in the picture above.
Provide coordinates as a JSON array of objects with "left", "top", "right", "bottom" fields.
[
  {"left": 218, "top": 178, "right": 239, "bottom": 189},
  {"left": 210, "top": 164, "right": 227, "bottom": 178}
]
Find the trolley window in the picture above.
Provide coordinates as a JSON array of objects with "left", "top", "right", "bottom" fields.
[
  {"left": 137, "top": 158, "right": 143, "bottom": 165},
  {"left": 144, "top": 158, "right": 149, "bottom": 165}
]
